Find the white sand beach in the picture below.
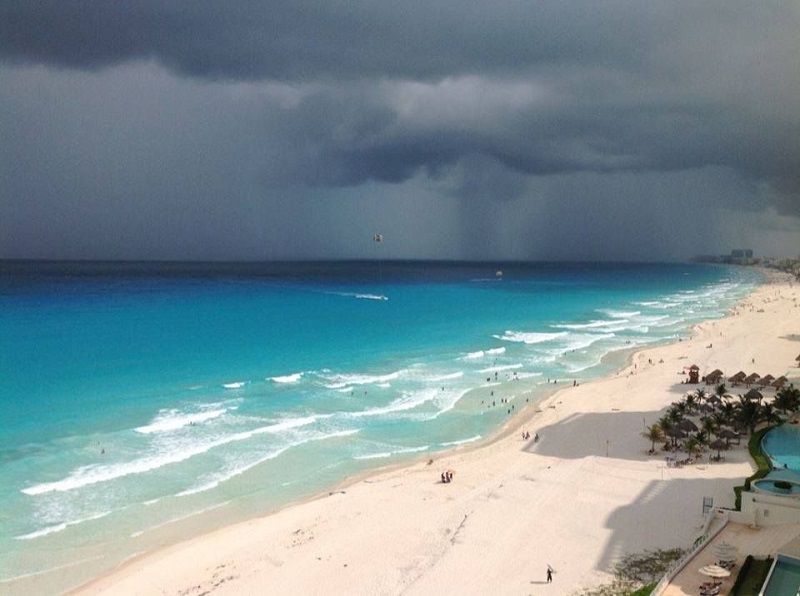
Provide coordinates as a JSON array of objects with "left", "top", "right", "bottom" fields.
[{"left": 75, "top": 272, "right": 800, "bottom": 595}]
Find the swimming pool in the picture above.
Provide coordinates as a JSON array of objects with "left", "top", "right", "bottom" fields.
[
  {"left": 761, "top": 555, "right": 800, "bottom": 596},
  {"left": 753, "top": 477, "right": 800, "bottom": 497},
  {"left": 762, "top": 425, "right": 800, "bottom": 472}
]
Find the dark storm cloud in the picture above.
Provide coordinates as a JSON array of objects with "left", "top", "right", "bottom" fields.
[
  {"left": 0, "top": 1, "right": 665, "bottom": 80},
  {"left": 1, "top": 1, "right": 798, "bottom": 260},
  {"left": 2, "top": 2, "right": 797, "bottom": 195},
  {"left": 256, "top": 77, "right": 798, "bottom": 214}
]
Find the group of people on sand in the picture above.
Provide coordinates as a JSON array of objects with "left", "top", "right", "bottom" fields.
[
  {"left": 522, "top": 431, "right": 538, "bottom": 442},
  {"left": 440, "top": 470, "right": 454, "bottom": 483}
]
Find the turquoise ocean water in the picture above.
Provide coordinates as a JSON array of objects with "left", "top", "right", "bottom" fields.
[{"left": 0, "top": 261, "right": 762, "bottom": 591}]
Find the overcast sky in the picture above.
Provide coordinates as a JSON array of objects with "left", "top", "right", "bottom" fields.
[{"left": 1, "top": 1, "right": 798, "bottom": 261}]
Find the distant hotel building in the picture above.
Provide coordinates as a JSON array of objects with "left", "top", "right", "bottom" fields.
[{"left": 692, "top": 249, "right": 755, "bottom": 265}]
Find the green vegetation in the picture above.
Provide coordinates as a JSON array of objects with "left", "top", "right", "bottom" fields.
[
  {"left": 574, "top": 549, "right": 685, "bottom": 595},
  {"left": 729, "top": 555, "right": 773, "bottom": 595},
  {"left": 734, "top": 425, "right": 774, "bottom": 509},
  {"left": 616, "top": 385, "right": 800, "bottom": 593},
  {"left": 640, "top": 385, "right": 799, "bottom": 466},
  {"left": 641, "top": 423, "right": 664, "bottom": 452}
]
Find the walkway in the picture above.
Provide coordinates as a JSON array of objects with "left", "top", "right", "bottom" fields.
[{"left": 661, "top": 523, "right": 800, "bottom": 595}]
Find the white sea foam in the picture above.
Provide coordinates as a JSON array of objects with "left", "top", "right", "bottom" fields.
[
  {"left": 176, "top": 448, "right": 293, "bottom": 496},
  {"left": 494, "top": 330, "right": 567, "bottom": 344},
  {"left": 626, "top": 314, "right": 671, "bottom": 332},
  {"left": 400, "top": 367, "right": 464, "bottom": 383},
  {"left": 345, "top": 388, "right": 438, "bottom": 419},
  {"left": 398, "top": 445, "right": 433, "bottom": 454},
  {"left": 270, "top": 372, "right": 303, "bottom": 383},
  {"left": 321, "top": 370, "right": 402, "bottom": 389},
  {"left": 478, "top": 363, "right": 523, "bottom": 374},
  {"left": 177, "top": 429, "right": 360, "bottom": 496},
  {"left": 330, "top": 291, "right": 388, "bottom": 301},
  {"left": 23, "top": 416, "right": 321, "bottom": 495},
  {"left": 513, "top": 371, "right": 542, "bottom": 379},
  {"left": 15, "top": 510, "right": 110, "bottom": 541},
  {"left": 354, "top": 452, "right": 392, "bottom": 459},
  {"left": 440, "top": 435, "right": 482, "bottom": 447},
  {"left": 135, "top": 408, "right": 226, "bottom": 434},
  {"left": 355, "top": 293, "right": 388, "bottom": 301},
  {"left": 15, "top": 523, "right": 68, "bottom": 540},
  {"left": 354, "top": 444, "right": 430, "bottom": 460},
  {"left": 552, "top": 320, "right": 621, "bottom": 330},
  {"left": 557, "top": 333, "right": 615, "bottom": 353},
  {"left": 223, "top": 381, "right": 246, "bottom": 389},
  {"left": 463, "top": 346, "right": 505, "bottom": 360},
  {"left": 597, "top": 309, "right": 641, "bottom": 319},
  {"left": 427, "top": 371, "right": 465, "bottom": 382},
  {"left": 429, "top": 388, "right": 470, "bottom": 418}
]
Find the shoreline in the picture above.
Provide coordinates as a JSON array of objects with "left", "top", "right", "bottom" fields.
[{"left": 58, "top": 272, "right": 800, "bottom": 594}]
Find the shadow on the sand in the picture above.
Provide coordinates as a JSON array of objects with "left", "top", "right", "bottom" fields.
[{"left": 519, "top": 406, "right": 750, "bottom": 583}]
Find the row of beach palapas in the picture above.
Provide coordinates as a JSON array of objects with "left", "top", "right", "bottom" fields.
[{"left": 641, "top": 363, "right": 800, "bottom": 465}]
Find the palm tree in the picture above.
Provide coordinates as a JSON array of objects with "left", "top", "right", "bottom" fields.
[
  {"left": 684, "top": 436, "right": 703, "bottom": 461},
  {"left": 715, "top": 402, "right": 736, "bottom": 427},
  {"left": 693, "top": 387, "right": 707, "bottom": 406},
  {"left": 642, "top": 424, "right": 665, "bottom": 453},
  {"left": 658, "top": 415, "right": 675, "bottom": 436},
  {"left": 715, "top": 383, "right": 730, "bottom": 401},
  {"left": 672, "top": 401, "right": 687, "bottom": 419},
  {"left": 774, "top": 384, "right": 800, "bottom": 416},
  {"left": 695, "top": 429, "right": 710, "bottom": 448},
  {"left": 701, "top": 416, "right": 717, "bottom": 438},
  {"left": 685, "top": 392, "right": 697, "bottom": 414},
  {"left": 735, "top": 395, "right": 761, "bottom": 434},
  {"left": 760, "top": 403, "right": 782, "bottom": 427}
]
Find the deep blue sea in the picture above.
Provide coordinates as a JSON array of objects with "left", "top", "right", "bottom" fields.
[{"left": 0, "top": 260, "right": 762, "bottom": 591}]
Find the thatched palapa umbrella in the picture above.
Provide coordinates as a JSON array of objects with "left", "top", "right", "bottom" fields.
[
  {"left": 709, "top": 438, "right": 730, "bottom": 460},
  {"left": 678, "top": 418, "right": 699, "bottom": 432},
  {"left": 744, "top": 388, "right": 763, "bottom": 402},
  {"left": 772, "top": 376, "right": 788, "bottom": 389},
  {"left": 705, "top": 369, "right": 724, "bottom": 385},
  {"left": 743, "top": 373, "right": 761, "bottom": 386},
  {"left": 666, "top": 427, "right": 688, "bottom": 447},
  {"left": 758, "top": 374, "right": 775, "bottom": 388},
  {"left": 728, "top": 371, "right": 746, "bottom": 386},
  {"left": 718, "top": 428, "right": 740, "bottom": 446}
]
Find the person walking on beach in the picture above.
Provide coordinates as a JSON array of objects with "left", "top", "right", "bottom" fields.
[{"left": 546, "top": 564, "right": 554, "bottom": 583}]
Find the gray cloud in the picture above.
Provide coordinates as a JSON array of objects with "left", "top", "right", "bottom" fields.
[
  {"left": 1, "top": 2, "right": 798, "bottom": 260},
  {"left": 0, "top": 2, "right": 668, "bottom": 80}
]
